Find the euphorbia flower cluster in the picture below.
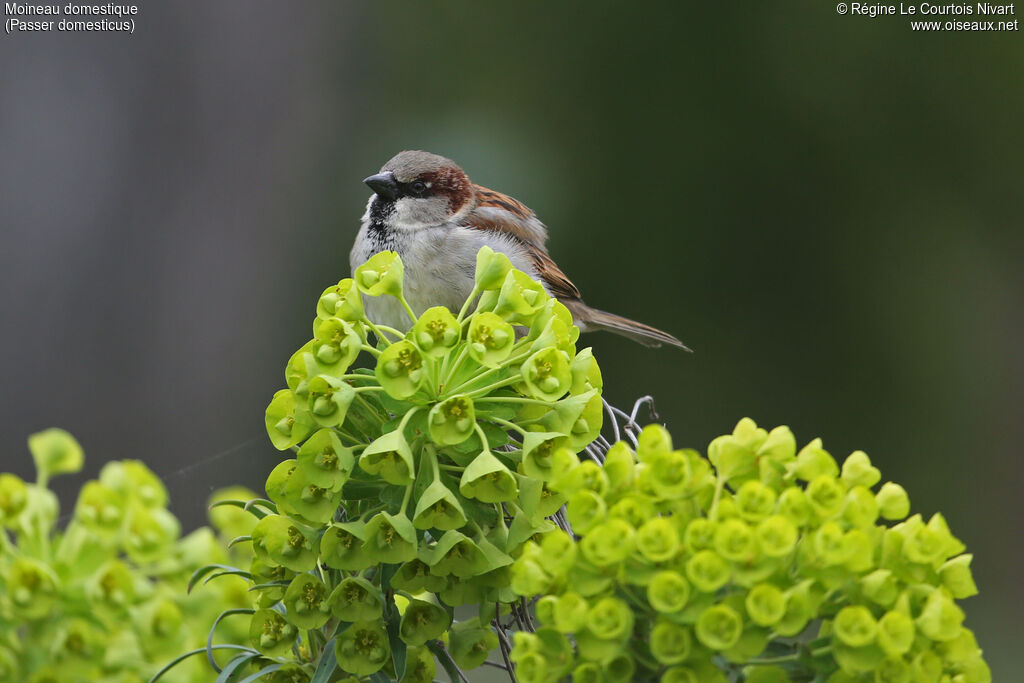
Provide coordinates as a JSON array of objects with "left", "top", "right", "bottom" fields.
[
  {"left": 178, "top": 248, "right": 604, "bottom": 681},
  {"left": 509, "top": 420, "right": 991, "bottom": 683},
  {"left": 0, "top": 429, "right": 254, "bottom": 683}
]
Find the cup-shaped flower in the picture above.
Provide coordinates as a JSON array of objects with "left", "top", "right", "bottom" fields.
[
  {"left": 775, "top": 580, "right": 820, "bottom": 637},
  {"left": 876, "top": 482, "right": 910, "bottom": 520},
  {"left": 683, "top": 518, "right": 718, "bottom": 551},
  {"left": 833, "top": 605, "right": 877, "bottom": 647},
  {"left": 28, "top": 428, "right": 84, "bottom": 478},
  {"left": 876, "top": 610, "right": 915, "bottom": 656},
  {"left": 474, "top": 245, "right": 514, "bottom": 290},
  {"left": 793, "top": 438, "right": 839, "bottom": 481},
  {"left": 249, "top": 557, "right": 293, "bottom": 608},
  {"left": 319, "top": 520, "right": 372, "bottom": 571},
  {"left": 449, "top": 618, "right": 499, "bottom": 670},
  {"left": 651, "top": 619, "right": 693, "bottom": 665},
  {"left": 514, "top": 651, "right": 547, "bottom": 683},
  {"left": 391, "top": 558, "right": 447, "bottom": 594},
  {"left": 86, "top": 559, "right": 134, "bottom": 610},
  {"left": 428, "top": 395, "right": 476, "bottom": 446},
  {"left": 467, "top": 312, "right": 515, "bottom": 367},
  {"left": 939, "top": 554, "right": 978, "bottom": 599},
  {"left": 521, "top": 432, "right": 571, "bottom": 481},
  {"left": 123, "top": 502, "right": 180, "bottom": 563},
  {"left": 359, "top": 429, "right": 415, "bottom": 485},
  {"left": 859, "top": 569, "right": 898, "bottom": 608},
  {"left": 647, "top": 449, "right": 692, "bottom": 500},
  {"left": 99, "top": 459, "right": 168, "bottom": 509},
  {"left": 570, "top": 347, "right": 603, "bottom": 396},
  {"left": 566, "top": 489, "right": 606, "bottom": 535},
  {"left": 580, "top": 519, "right": 635, "bottom": 567},
  {"left": 714, "top": 518, "right": 756, "bottom": 563},
  {"left": 745, "top": 583, "right": 788, "bottom": 627},
  {"left": 636, "top": 516, "right": 681, "bottom": 563},
  {"left": 425, "top": 530, "right": 491, "bottom": 578},
  {"left": 251, "top": 514, "right": 317, "bottom": 572},
  {"left": 355, "top": 250, "right": 404, "bottom": 297},
  {"left": 375, "top": 340, "right": 425, "bottom": 400},
  {"left": 410, "top": 306, "right": 460, "bottom": 358},
  {"left": 843, "top": 485, "right": 880, "bottom": 529},
  {"left": 6, "top": 558, "right": 59, "bottom": 619},
  {"left": 602, "top": 442, "right": 635, "bottom": 493},
  {"left": 520, "top": 347, "right": 571, "bottom": 401},
  {"left": 328, "top": 576, "right": 384, "bottom": 622},
  {"left": 306, "top": 375, "right": 355, "bottom": 428},
  {"left": 265, "top": 389, "right": 314, "bottom": 451},
  {"left": 311, "top": 317, "right": 363, "bottom": 376},
  {"left": 282, "top": 465, "right": 342, "bottom": 524},
  {"left": 841, "top": 450, "right": 881, "bottom": 488},
  {"left": 685, "top": 550, "right": 731, "bottom": 593},
  {"left": 0, "top": 474, "right": 28, "bottom": 526},
  {"left": 361, "top": 510, "right": 418, "bottom": 564},
  {"left": 549, "top": 591, "right": 588, "bottom": 633},
  {"left": 531, "top": 390, "right": 603, "bottom": 451},
  {"left": 318, "top": 277, "right": 365, "bottom": 321},
  {"left": 413, "top": 478, "right": 467, "bottom": 531},
  {"left": 648, "top": 570, "right": 691, "bottom": 613},
  {"left": 695, "top": 604, "right": 743, "bottom": 651},
  {"left": 587, "top": 597, "right": 634, "bottom": 641},
  {"left": 915, "top": 589, "right": 964, "bottom": 642},
  {"left": 282, "top": 573, "right": 331, "bottom": 629},
  {"left": 806, "top": 475, "right": 845, "bottom": 519},
  {"left": 296, "top": 429, "right": 354, "bottom": 491},
  {"left": 399, "top": 597, "right": 451, "bottom": 646},
  {"left": 493, "top": 269, "right": 549, "bottom": 324},
  {"left": 459, "top": 448, "right": 518, "bottom": 503},
  {"left": 403, "top": 645, "right": 438, "bottom": 683},
  {"left": 735, "top": 481, "right": 778, "bottom": 523},
  {"left": 335, "top": 619, "right": 390, "bottom": 676},
  {"left": 249, "top": 608, "right": 298, "bottom": 657}
]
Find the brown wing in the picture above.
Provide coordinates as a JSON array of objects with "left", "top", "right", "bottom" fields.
[
  {"left": 464, "top": 185, "right": 550, "bottom": 253},
  {"left": 530, "top": 249, "right": 582, "bottom": 301}
]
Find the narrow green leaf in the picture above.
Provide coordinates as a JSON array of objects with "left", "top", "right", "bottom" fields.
[
  {"left": 207, "top": 609, "right": 256, "bottom": 672},
  {"left": 214, "top": 653, "right": 261, "bottom": 683},
  {"left": 188, "top": 563, "right": 243, "bottom": 594},
  {"left": 310, "top": 638, "right": 338, "bottom": 683},
  {"left": 237, "top": 664, "right": 283, "bottom": 683},
  {"left": 149, "top": 645, "right": 258, "bottom": 683}
]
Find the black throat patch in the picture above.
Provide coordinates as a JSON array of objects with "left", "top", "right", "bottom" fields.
[{"left": 367, "top": 196, "right": 397, "bottom": 251}]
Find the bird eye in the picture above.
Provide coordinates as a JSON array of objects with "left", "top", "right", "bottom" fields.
[{"left": 410, "top": 181, "right": 427, "bottom": 195}]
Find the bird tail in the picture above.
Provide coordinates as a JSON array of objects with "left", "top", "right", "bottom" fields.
[{"left": 568, "top": 302, "right": 691, "bottom": 351}]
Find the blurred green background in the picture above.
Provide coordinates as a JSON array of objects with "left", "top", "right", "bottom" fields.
[{"left": 1, "top": 2, "right": 1020, "bottom": 678}]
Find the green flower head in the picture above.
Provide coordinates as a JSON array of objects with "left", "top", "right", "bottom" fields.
[
  {"left": 282, "top": 464, "right": 342, "bottom": 524},
  {"left": 249, "top": 608, "right": 298, "bottom": 657},
  {"left": 311, "top": 317, "right": 362, "bottom": 375},
  {"left": 493, "top": 268, "right": 550, "bottom": 324},
  {"left": 410, "top": 305, "right": 460, "bottom": 357},
  {"left": 251, "top": 514, "right": 317, "bottom": 572},
  {"left": 459, "top": 447, "right": 518, "bottom": 503},
  {"left": 306, "top": 374, "right": 355, "bottom": 428},
  {"left": 474, "top": 244, "right": 514, "bottom": 290},
  {"left": 695, "top": 604, "right": 743, "bottom": 651},
  {"left": 413, "top": 478, "right": 467, "bottom": 531},
  {"left": 328, "top": 576, "right": 384, "bottom": 622},
  {"left": 6, "top": 558, "right": 59, "bottom": 619},
  {"left": 449, "top": 618, "right": 499, "bottom": 670},
  {"left": 265, "top": 389, "right": 314, "bottom": 451},
  {"left": 361, "top": 510, "right": 418, "bottom": 564},
  {"left": 0, "top": 473, "right": 29, "bottom": 526},
  {"left": 283, "top": 573, "right": 331, "bottom": 629},
  {"left": 648, "top": 570, "right": 691, "bottom": 614},
  {"left": 426, "top": 530, "right": 490, "bottom": 578},
  {"left": 296, "top": 428, "right": 354, "bottom": 491},
  {"left": 521, "top": 347, "right": 572, "bottom": 401},
  {"left": 428, "top": 394, "right": 476, "bottom": 445},
  {"left": 99, "top": 459, "right": 168, "bottom": 509},
  {"left": 467, "top": 311, "right": 515, "bottom": 367},
  {"left": 359, "top": 429, "right": 415, "bottom": 485},
  {"left": 317, "top": 277, "right": 364, "bottom": 321},
  {"left": 651, "top": 619, "right": 693, "bottom": 665},
  {"left": 355, "top": 250, "right": 404, "bottom": 297},
  {"left": 319, "top": 520, "right": 372, "bottom": 571},
  {"left": 28, "top": 427, "right": 84, "bottom": 478},
  {"left": 398, "top": 597, "right": 451, "bottom": 646},
  {"left": 375, "top": 340, "right": 425, "bottom": 400}
]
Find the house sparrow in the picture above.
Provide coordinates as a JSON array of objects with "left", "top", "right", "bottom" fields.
[{"left": 350, "top": 150, "right": 688, "bottom": 349}]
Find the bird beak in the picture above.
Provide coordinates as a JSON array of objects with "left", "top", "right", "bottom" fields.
[{"left": 364, "top": 172, "right": 399, "bottom": 201}]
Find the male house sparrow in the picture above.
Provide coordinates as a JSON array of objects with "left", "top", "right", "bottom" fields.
[{"left": 350, "top": 150, "right": 688, "bottom": 349}]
